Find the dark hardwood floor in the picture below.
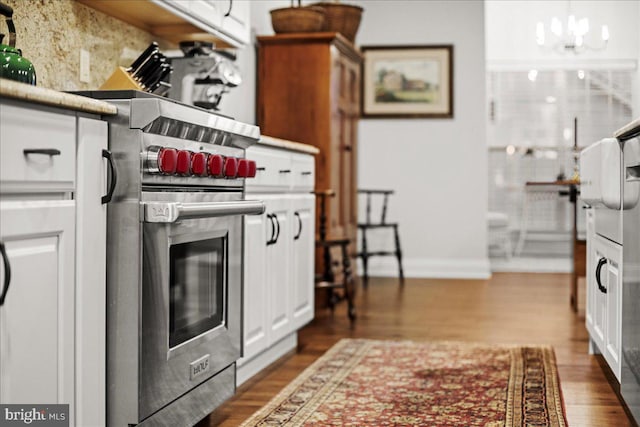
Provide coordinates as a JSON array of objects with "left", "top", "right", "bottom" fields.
[{"left": 203, "top": 273, "right": 633, "bottom": 426}]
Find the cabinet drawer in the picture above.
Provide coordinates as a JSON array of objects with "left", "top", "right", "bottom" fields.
[
  {"left": 291, "top": 153, "right": 315, "bottom": 192},
  {"left": 0, "top": 104, "right": 76, "bottom": 190},
  {"left": 246, "top": 146, "right": 292, "bottom": 191}
]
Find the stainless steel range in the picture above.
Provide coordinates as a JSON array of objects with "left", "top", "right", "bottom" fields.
[{"left": 76, "top": 91, "right": 264, "bottom": 427}]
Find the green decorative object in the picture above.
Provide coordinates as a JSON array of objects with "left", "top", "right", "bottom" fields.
[{"left": 0, "top": 2, "right": 36, "bottom": 85}]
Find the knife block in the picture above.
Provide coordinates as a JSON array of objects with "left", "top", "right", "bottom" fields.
[{"left": 100, "top": 66, "right": 144, "bottom": 91}]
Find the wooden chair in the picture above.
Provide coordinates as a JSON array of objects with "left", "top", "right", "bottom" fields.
[
  {"left": 357, "top": 189, "right": 404, "bottom": 288},
  {"left": 314, "top": 190, "right": 356, "bottom": 321}
]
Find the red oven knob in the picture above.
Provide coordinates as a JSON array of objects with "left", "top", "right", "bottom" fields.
[
  {"left": 247, "top": 160, "right": 257, "bottom": 178},
  {"left": 176, "top": 150, "right": 191, "bottom": 175},
  {"left": 158, "top": 148, "right": 178, "bottom": 174},
  {"left": 224, "top": 157, "right": 238, "bottom": 178},
  {"left": 208, "top": 154, "right": 224, "bottom": 177},
  {"left": 191, "top": 152, "right": 207, "bottom": 176},
  {"left": 237, "top": 159, "right": 250, "bottom": 178}
]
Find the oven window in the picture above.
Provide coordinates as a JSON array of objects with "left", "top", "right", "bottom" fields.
[{"left": 169, "top": 236, "right": 226, "bottom": 348}]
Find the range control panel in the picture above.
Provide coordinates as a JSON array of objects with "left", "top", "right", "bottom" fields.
[{"left": 145, "top": 146, "right": 257, "bottom": 179}]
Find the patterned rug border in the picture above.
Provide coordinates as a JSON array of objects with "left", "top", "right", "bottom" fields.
[{"left": 239, "top": 338, "right": 568, "bottom": 427}]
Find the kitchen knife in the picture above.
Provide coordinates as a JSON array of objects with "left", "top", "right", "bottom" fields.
[
  {"left": 130, "top": 49, "right": 158, "bottom": 80},
  {"left": 151, "top": 81, "right": 172, "bottom": 96},
  {"left": 141, "top": 60, "right": 166, "bottom": 90},
  {"left": 134, "top": 53, "right": 161, "bottom": 86},
  {"left": 145, "top": 63, "right": 171, "bottom": 92},
  {"left": 127, "top": 41, "right": 158, "bottom": 73}
]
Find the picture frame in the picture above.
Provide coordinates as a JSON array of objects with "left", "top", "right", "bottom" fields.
[{"left": 360, "top": 45, "right": 454, "bottom": 119}]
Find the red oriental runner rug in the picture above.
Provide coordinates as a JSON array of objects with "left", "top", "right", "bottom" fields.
[{"left": 240, "top": 339, "right": 567, "bottom": 427}]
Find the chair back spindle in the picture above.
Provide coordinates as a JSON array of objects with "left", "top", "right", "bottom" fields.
[{"left": 357, "top": 189, "right": 404, "bottom": 287}]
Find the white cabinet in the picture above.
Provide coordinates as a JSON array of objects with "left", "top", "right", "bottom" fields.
[
  {"left": 291, "top": 195, "right": 315, "bottom": 330},
  {"left": 0, "top": 201, "right": 75, "bottom": 406},
  {"left": 0, "top": 101, "right": 108, "bottom": 426},
  {"left": 219, "top": 0, "right": 251, "bottom": 45},
  {"left": 265, "top": 197, "right": 293, "bottom": 344},
  {"left": 603, "top": 239, "right": 623, "bottom": 378},
  {"left": 586, "top": 227, "right": 623, "bottom": 381},
  {"left": 74, "top": 118, "right": 108, "bottom": 427},
  {"left": 238, "top": 142, "right": 316, "bottom": 385},
  {"left": 153, "top": 0, "right": 250, "bottom": 46},
  {"left": 586, "top": 209, "right": 598, "bottom": 342},
  {"left": 242, "top": 207, "right": 269, "bottom": 359}
]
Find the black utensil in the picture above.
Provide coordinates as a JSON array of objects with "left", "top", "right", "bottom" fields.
[
  {"left": 145, "top": 63, "right": 171, "bottom": 91},
  {"left": 142, "top": 60, "right": 166, "bottom": 89},
  {"left": 127, "top": 42, "right": 158, "bottom": 73},
  {"left": 130, "top": 49, "right": 158, "bottom": 80},
  {"left": 134, "top": 52, "right": 160, "bottom": 85},
  {"left": 151, "top": 81, "right": 172, "bottom": 96}
]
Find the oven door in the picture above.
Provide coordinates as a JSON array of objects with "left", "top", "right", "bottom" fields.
[{"left": 138, "top": 191, "right": 263, "bottom": 421}]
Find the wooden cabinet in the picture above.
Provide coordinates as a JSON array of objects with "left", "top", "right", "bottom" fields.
[
  {"left": 238, "top": 142, "right": 316, "bottom": 386},
  {"left": 257, "top": 33, "right": 362, "bottom": 245},
  {"left": 0, "top": 100, "right": 108, "bottom": 426},
  {"left": 586, "top": 226, "right": 623, "bottom": 381}
]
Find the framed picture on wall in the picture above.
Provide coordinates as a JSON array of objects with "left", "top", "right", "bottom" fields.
[{"left": 361, "top": 45, "right": 454, "bottom": 119}]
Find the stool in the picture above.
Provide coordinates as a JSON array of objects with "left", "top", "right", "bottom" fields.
[
  {"left": 487, "top": 211, "right": 512, "bottom": 259},
  {"left": 357, "top": 189, "right": 404, "bottom": 288},
  {"left": 314, "top": 190, "right": 356, "bottom": 321}
]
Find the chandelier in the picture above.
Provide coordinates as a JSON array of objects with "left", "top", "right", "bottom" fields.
[{"left": 536, "top": 6, "right": 609, "bottom": 54}]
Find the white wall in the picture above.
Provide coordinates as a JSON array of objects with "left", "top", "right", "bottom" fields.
[
  {"left": 225, "top": 0, "right": 490, "bottom": 279},
  {"left": 356, "top": 1, "right": 489, "bottom": 279}
]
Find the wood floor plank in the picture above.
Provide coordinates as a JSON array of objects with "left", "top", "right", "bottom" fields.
[{"left": 201, "top": 273, "right": 635, "bottom": 426}]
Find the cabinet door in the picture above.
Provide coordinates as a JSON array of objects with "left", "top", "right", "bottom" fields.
[
  {"left": 241, "top": 209, "right": 268, "bottom": 362},
  {"left": 0, "top": 201, "right": 75, "bottom": 407},
  {"left": 219, "top": 0, "right": 250, "bottom": 45},
  {"left": 185, "top": 0, "right": 223, "bottom": 28},
  {"left": 592, "top": 240, "right": 607, "bottom": 351},
  {"left": 604, "top": 242, "right": 623, "bottom": 380},
  {"left": 585, "top": 210, "right": 596, "bottom": 334},
  {"left": 291, "top": 195, "right": 315, "bottom": 330},
  {"left": 330, "top": 49, "right": 360, "bottom": 244},
  {"left": 75, "top": 118, "right": 107, "bottom": 426},
  {"left": 265, "top": 197, "right": 292, "bottom": 345}
]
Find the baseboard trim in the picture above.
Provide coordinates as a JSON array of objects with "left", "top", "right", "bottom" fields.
[
  {"left": 356, "top": 257, "right": 491, "bottom": 279},
  {"left": 236, "top": 333, "right": 297, "bottom": 386}
]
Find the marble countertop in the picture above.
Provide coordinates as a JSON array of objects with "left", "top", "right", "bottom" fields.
[
  {"left": 257, "top": 135, "right": 319, "bottom": 155},
  {"left": 0, "top": 79, "right": 117, "bottom": 115},
  {"left": 615, "top": 117, "right": 640, "bottom": 142}
]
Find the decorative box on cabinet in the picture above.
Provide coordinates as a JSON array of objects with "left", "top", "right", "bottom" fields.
[
  {"left": 237, "top": 138, "right": 317, "bottom": 386},
  {"left": 257, "top": 33, "right": 362, "bottom": 246},
  {"left": 0, "top": 98, "right": 110, "bottom": 426}
]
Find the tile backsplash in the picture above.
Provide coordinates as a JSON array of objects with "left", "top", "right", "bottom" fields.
[{"left": 2, "top": 0, "right": 168, "bottom": 91}]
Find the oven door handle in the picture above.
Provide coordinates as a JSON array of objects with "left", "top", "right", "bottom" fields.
[{"left": 142, "top": 200, "right": 265, "bottom": 223}]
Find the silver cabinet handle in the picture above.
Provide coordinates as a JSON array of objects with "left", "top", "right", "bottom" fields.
[
  {"left": 627, "top": 165, "right": 640, "bottom": 182},
  {"left": 143, "top": 200, "right": 265, "bottom": 223}
]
